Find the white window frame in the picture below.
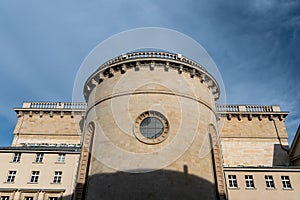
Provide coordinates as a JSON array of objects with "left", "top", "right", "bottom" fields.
[
  {"left": 12, "top": 153, "right": 21, "bottom": 162},
  {"left": 24, "top": 197, "right": 33, "bottom": 200},
  {"left": 53, "top": 171, "right": 62, "bottom": 183},
  {"left": 48, "top": 197, "right": 58, "bottom": 200},
  {"left": 1, "top": 196, "right": 10, "bottom": 200},
  {"left": 6, "top": 170, "right": 16, "bottom": 183},
  {"left": 228, "top": 175, "right": 238, "bottom": 188},
  {"left": 245, "top": 175, "right": 255, "bottom": 188},
  {"left": 281, "top": 176, "right": 292, "bottom": 189},
  {"left": 265, "top": 175, "right": 275, "bottom": 189},
  {"left": 57, "top": 154, "right": 65, "bottom": 163},
  {"left": 30, "top": 171, "right": 40, "bottom": 183},
  {"left": 35, "top": 153, "right": 44, "bottom": 163}
]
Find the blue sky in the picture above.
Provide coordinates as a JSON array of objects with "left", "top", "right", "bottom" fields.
[{"left": 0, "top": 0, "right": 299, "bottom": 146}]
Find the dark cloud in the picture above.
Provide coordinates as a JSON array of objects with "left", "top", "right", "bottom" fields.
[{"left": 0, "top": 0, "right": 299, "bottom": 145}]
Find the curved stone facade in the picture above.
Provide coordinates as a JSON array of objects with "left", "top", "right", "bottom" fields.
[{"left": 82, "top": 51, "right": 222, "bottom": 199}]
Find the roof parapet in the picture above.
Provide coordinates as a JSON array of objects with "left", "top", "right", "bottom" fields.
[
  {"left": 216, "top": 105, "right": 288, "bottom": 121},
  {"left": 19, "top": 102, "right": 87, "bottom": 110},
  {"left": 216, "top": 105, "right": 283, "bottom": 113}
]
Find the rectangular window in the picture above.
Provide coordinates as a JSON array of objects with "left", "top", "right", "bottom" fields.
[
  {"left": 30, "top": 171, "right": 40, "bottom": 183},
  {"left": 12, "top": 153, "right": 21, "bottom": 162},
  {"left": 6, "top": 170, "right": 16, "bottom": 183},
  {"left": 281, "top": 176, "right": 292, "bottom": 189},
  {"left": 57, "top": 154, "right": 65, "bottom": 163},
  {"left": 265, "top": 175, "right": 275, "bottom": 189},
  {"left": 228, "top": 175, "right": 238, "bottom": 188},
  {"left": 48, "top": 197, "right": 58, "bottom": 200},
  {"left": 53, "top": 171, "right": 62, "bottom": 183},
  {"left": 1, "top": 196, "right": 10, "bottom": 200},
  {"left": 245, "top": 175, "right": 255, "bottom": 188},
  {"left": 35, "top": 153, "right": 44, "bottom": 163},
  {"left": 24, "top": 197, "right": 33, "bottom": 200}
]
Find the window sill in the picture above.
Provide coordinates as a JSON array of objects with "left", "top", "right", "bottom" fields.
[
  {"left": 265, "top": 187, "right": 276, "bottom": 190},
  {"left": 51, "top": 182, "right": 62, "bottom": 184},
  {"left": 27, "top": 182, "right": 38, "bottom": 184},
  {"left": 228, "top": 187, "right": 239, "bottom": 190},
  {"left": 283, "top": 188, "right": 293, "bottom": 191},
  {"left": 245, "top": 187, "right": 256, "bottom": 190},
  {"left": 55, "top": 162, "right": 65, "bottom": 164},
  {"left": 9, "top": 161, "right": 20, "bottom": 163},
  {"left": 3, "top": 182, "right": 15, "bottom": 184},
  {"left": 32, "top": 162, "right": 44, "bottom": 164}
]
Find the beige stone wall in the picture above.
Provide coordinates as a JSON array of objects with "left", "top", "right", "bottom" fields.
[
  {"left": 220, "top": 117, "right": 290, "bottom": 167},
  {"left": 12, "top": 113, "right": 82, "bottom": 146},
  {"left": 0, "top": 151, "right": 80, "bottom": 200},
  {"left": 87, "top": 67, "right": 214, "bottom": 108},
  {"left": 220, "top": 117, "right": 288, "bottom": 139},
  {"left": 84, "top": 65, "right": 219, "bottom": 199},
  {"left": 224, "top": 169, "right": 300, "bottom": 200}
]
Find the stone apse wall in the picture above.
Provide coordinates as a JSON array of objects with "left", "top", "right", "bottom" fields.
[{"left": 76, "top": 52, "right": 226, "bottom": 200}]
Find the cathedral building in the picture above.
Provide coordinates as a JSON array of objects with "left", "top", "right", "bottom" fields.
[{"left": 0, "top": 51, "right": 299, "bottom": 200}]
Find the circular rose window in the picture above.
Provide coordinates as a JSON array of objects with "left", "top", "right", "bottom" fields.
[{"left": 134, "top": 111, "right": 169, "bottom": 144}]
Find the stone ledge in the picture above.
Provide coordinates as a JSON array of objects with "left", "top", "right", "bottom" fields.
[
  {"left": 14, "top": 109, "right": 85, "bottom": 118},
  {"left": 218, "top": 113, "right": 288, "bottom": 121},
  {"left": 83, "top": 53, "right": 220, "bottom": 102}
]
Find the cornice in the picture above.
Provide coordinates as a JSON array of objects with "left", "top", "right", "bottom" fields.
[
  {"left": 223, "top": 166, "right": 300, "bottom": 172},
  {"left": 14, "top": 109, "right": 85, "bottom": 118},
  {"left": 13, "top": 102, "right": 289, "bottom": 122},
  {"left": 218, "top": 112, "right": 288, "bottom": 121},
  {"left": 217, "top": 105, "right": 288, "bottom": 121},
  {"left": 13, "top": 102, "right": 86, "bottom": 118},
  {"left": 83, "top": 51, "right": 220, "bottom": 102}
]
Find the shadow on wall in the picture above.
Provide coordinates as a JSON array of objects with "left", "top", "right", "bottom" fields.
[
  {"left": 74, "top": 167, "right": 218, "bottom": 200},
  {"left": 273, "top": 144, "right": 290, "bottom": 166},
  {"left": 79, "top": 117, "right": 85, "bottom": 133}
]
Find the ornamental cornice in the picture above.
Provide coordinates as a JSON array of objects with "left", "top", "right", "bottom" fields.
[
  {"left": 83, "top": 51, "right": 220, "bottom": 101},
  {"left": 14, "top": 102, "right": 86, "bottom": 118},
  {"left": 13, "top": 102, "right": 288, "bottom": 121},
  {"left": 216, "top": 104, "right": 288, "bottom": 121}
]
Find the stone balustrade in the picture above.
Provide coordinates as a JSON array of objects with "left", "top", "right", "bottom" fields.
[
  {"left": 22, "top": 102, "right": 87, "bottom": 110},
  {"left": 216, "top": 105, "right": 239, "bottom": 112},
  {"left": 15, "top": 102, "right": 287, "bottom": 120},
  {"left": 100, "top": 51, "right": 206, "bottom": 71},
  {"left": 216, "top": 105, "right": 281, "bottom": 113},
  {"left": 14, "top": 102, "right": 87, "bottom": 118},
  {"left": 19, "top": 102, "right": 284, "bottom": 114},
  {"left": 216, "top": 105, "right": 287, "bottom": 121},
  {"left": 85, "top": 51, "right": 220, "bottom": 101}
]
